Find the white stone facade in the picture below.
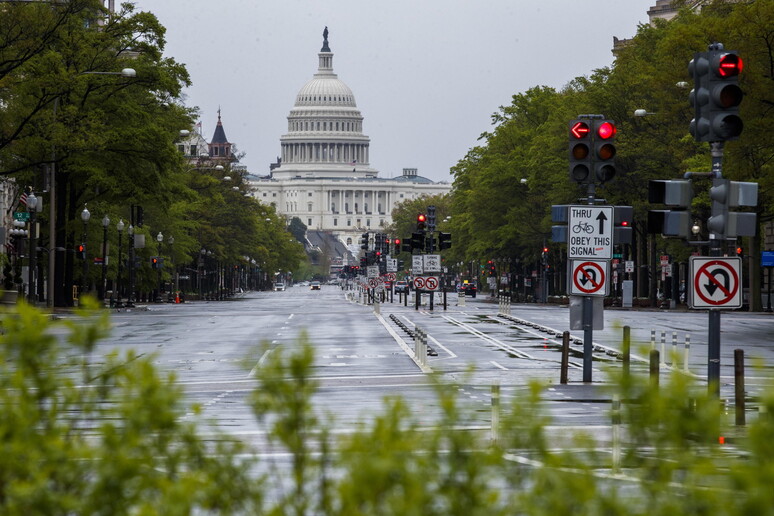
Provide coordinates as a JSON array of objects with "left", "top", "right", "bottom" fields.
[{"left": 248, "top": 29, "right": 451, "bottom": 243}]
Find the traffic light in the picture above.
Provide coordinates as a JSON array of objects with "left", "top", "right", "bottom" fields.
[
  {"left": 613, "top": 206, "right": 633, "bottom": 245},
  {"left": 416, "top": 213, "right": 427, "bottom": 231},
  {"left": 487, "top": 260, "right": 496, "bottom": 276},
  {"left": 648, "top": 180, "right": 693, "bottom": 238},
  {"left": 151, "top": 256, "right": 162, "bottom": 269},
  {"left": 438, "top": 232, "right": 452, "bottom": 250},
  {"left": 77, "top": 243, "right": 86, "bottom": 259},
  {"left": 401, "top": 237, "right": 412, "bottom": 253},
  {"left": 593, "top": 120, "right": 616, "bottom": 183},
  {"left": 410, "top": 232, "right": 424, "bottom": 251},
  {"left": 393, "top": 238, "right": 401, "bottom": 255},
  {"left": 568, "top": 120, "right": 591, "bottom": 183},
  {"left": 427, "top": 205, "right": 436, "bottom": 232},
  {"left": 360, "top": 232, "right": 369, "bottom": 250},
  {"left": 707, "top": 178, "right": 758, "bottom": 239},
  {"left": 541, "top": 246, "right": 549, "bottom": 259},
  {"left": 689, "top": 45, "right": 744, "bottom": 142},
  {"left": 736, "top": 246, "right": 744, "bottom": 256}
]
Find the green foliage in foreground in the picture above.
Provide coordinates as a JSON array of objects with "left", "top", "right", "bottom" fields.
[{"left": 2, "top": 303, "right": 774, "bottom": 514}]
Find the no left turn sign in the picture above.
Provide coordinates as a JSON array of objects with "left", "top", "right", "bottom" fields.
[
  {"left": 570, "top": 260, "right": 608, "bottom": 296},
  {"left": 690, "top": 257, "right": 742, "bottom": 309}
]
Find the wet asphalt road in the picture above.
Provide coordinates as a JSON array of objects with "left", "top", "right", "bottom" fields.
[{"left": 77, "top": 285, "right": 774, "bottom": 450}]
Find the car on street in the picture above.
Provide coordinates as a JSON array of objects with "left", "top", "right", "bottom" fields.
[
  {"left": 310, "top": 281, "right": 321, "bottom": 290},
  {"left": 459, "top": 281, "right": 477, "bottom": 298},
  {"left": 394, "top": 280, "right": 409, "bottom": 294},
  {"left": 273, "top": 283, "right": 286, "bottom": 292}
]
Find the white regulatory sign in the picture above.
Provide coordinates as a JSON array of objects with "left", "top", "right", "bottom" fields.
[
  {"left": 424, "top": 254, "right": 441, "bottom": 273},
  {"left": 567, "top": 205, "right": 613, "bottom": 259},
  {"left": 412, "top": 255, "right": 424, "bottom": 275}
]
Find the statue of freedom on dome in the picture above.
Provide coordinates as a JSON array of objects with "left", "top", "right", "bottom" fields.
[{"left": 321, "top": 26, "right": 330, "bottom": 52}]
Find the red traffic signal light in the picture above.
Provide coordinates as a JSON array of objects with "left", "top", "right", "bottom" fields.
[
  {"left": 417, "top": 213, "right": 427, "bottom": 230},
  {"left": 394, "top": 238, "right": 401, "bottom": 245},
  {"left": 596, "top": 121, "right": 616, "bottom": 140},
  {"left": 736, "top": 246, "right": 743, "bottom": 256},
  {"left": 542, "top": 247, "right": 549, "bottom": 253},
  {"left": 717, "top": 53, "right": 743, "bottom": 77},
  {"left": 569, "top": 120, "right": 592, "bottom": 183},
  {"left": 570, "top": 121, "right": 590, "bottom": 139}
]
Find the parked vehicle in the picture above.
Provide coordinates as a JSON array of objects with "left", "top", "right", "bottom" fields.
[{"left": 273, "top": 283, "right": 286, "bottom": 292}]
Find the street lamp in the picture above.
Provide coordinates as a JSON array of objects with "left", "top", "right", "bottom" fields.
[
  {"left": 156, "top": 231, "right": 163, "bottom": 302},
  {"left": 116, "top": 219, "right": 125, "bottom": 307},
  {"left": 100, "top": 214, "right": 110, "bottom": 301},
  {"left": 80, "top": 204, "right": 90, "bottom": 298},
  {"left": 82, "top": 68, "right": 137, "bottom": 77},
  {"left": 126, "top": 224, "right": 135, "bottom": 307},
  {"left": 26, "top": 192, "right": 38, "bottom": 303}
]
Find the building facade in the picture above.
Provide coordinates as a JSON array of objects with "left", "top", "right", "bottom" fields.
[{"left": 248, "top": 28, "right": 451, "bottom": 246}]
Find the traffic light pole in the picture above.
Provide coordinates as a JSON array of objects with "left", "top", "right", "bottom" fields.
[
  {"left": 582, "top": 183, "right": 596, "bottom": 383},
  {"left": 707, "top": 141, "right": 725, "bottom": 397}
]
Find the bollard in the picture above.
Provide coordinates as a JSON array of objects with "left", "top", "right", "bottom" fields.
[
  {"left": 612, "top": 394, "right": 621, "bottom": 472},
  {"left": 560, "top": 331, "right": 570, "bottom": 384},
  {"left": 684, "top": 333, "right": 691, "bottom": 373},
  {"left": 622, "top": 326, "right": 631, "bottom": 379},
  {"left": 491, "top": 383, "right": 500, "bottom": 444},
  {"left": 650, "top": 349, "right": 660, "bottom": 388},
  {"left": 459, "top": 291, "right": 465, "bottom": 307},
  {"left": 651, "top": 329, "right": 656, "bottom": 351},
  {"left": 672, "top": 332, "right": 678, "bottom": 366},
  {"left": 373, "top": 298, "right": 380, "bottom": 315},
  {"left": 735, "top": 348, "right": 745, "bottom": 426},
  {"left": 660, "top": 330, "right": 667, "bottom": 367}
]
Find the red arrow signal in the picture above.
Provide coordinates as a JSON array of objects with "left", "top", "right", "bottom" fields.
[{"left": 570, "top": 121, "right": 590, "bottom": 139}]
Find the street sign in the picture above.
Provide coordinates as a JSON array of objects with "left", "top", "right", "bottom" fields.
[
  {"left": 367, "top": 266, "right": 379, "bottom": 279},
  {"left": 762, "top": 251, "right": 774, "bottom": 267},
  {"left": 13, "top": 211, "right": 30, "bottom": 222},
  {"left": 368, "top": 278, "right": 378, "bottom": 289},
  {"left": 385, "top": 272, "right": 397, "bottom": 281},
  {"left": 424, "top": 276, "right": 440, "bottom": 291},
  {"left": 386, "top": 258, "right": 397, "bottom": 272},
  {"left": 423, "top": 254, "right": 441, "bottom": 273},
  {"left": 570, "top": 260, "right": 608, "bottom": 296},
  {"left": 412, "top": 255, "right": 424, "bottom": 275},
  {"left": 689, "top": 256, "right": 742, "bottom": 309},
  {"left": 567, "top": 205, "right": 613, "bottom": 259},
  {"left": 412, "top": 277, "right": 426, "bottom": 290},
  {"left": 625, "top": 260, "right": 634, "bottom": 273}
]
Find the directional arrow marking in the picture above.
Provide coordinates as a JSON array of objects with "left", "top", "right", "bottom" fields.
[
  {"left": 579, "top": 267, "right": 598, "bottom": 287},
  {"left": 703, "top": 268, "right": 731, "bottom": 297},
  {"left": 596, "top": 211, "right": 608, "bottom": 234}
]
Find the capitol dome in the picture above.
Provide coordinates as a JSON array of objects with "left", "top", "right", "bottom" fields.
[{"left": 272, "top": 28, "right": 377, "bottom": 180}]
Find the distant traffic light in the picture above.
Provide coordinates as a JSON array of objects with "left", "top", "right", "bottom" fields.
[
  {"left": 360, "top": 232, "right": 369, "bottom": 250},
  {"left": 736, "top": 246, "right": 743, "bottom": 256},
  {"left": 427, "top": 205, "right": 436, "bottom": 232},
  {"left": 438, "top": 232, "right": 452, "bottom": 250},
  {"left": 568, "top": 120, "right": 591, "bottom": 183},
  {"left": 77, "top": 243, "right": 86, "bottom": 260},
  {"left": 416, "top": 213, "right": 427, "bottom": 231},
  {"left": 614, "top": 206, "right": 633, "bottom": 245},
  {"left": 393, "top": 238, "right": 401, "bottom": 254},
  {"left": 689, "top": 44, "right": 744, "bottom": 142},
  {"left": 410, "top": 232, "right": 424, "bottom": 251},
  {"left": 593, "top": 120, "right": 616, "bottom": 183}
]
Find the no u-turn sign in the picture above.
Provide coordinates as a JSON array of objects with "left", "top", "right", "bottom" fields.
[{"left": 689, "top": 256, "right": 742, "bottom": 309}]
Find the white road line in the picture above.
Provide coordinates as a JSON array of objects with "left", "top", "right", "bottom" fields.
[
  {"left": 374, "top": 313, "right": 432, "bottom": 373},
  {"left": 247, "top": 348, "right": 274, "bottom": 378},
  {"left": 491, "top": 361, "right": 508, "bottom": 370}
]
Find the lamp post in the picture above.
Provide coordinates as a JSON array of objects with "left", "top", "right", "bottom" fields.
[
  {"left": 80, "top": 205, "right": 90, "bottom": 298},
  {"left": 156, "top": 232, "right": 163, "bottom": 302},
  {"left": 26, "top": 192, "right": 38, "bottom": 303},
  {"left": 126, "top": 224, "right": 135, "bottom": 307},
  {"left": 168, "top": 235, "right": 177, "bottom": 300},
  {"left": 116, "top": 219, "right": 124, "bottom": 307},
  {"left": 100, "top": 214, "right": 110, "bottom": 301}
]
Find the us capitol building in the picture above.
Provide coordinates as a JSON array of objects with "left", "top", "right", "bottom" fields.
[{"left": 248, "top": 28, "right": 451, "bottom": 247}]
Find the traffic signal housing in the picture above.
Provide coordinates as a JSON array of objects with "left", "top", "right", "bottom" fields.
[
  {"left": 360, "top": 232, "right": 369, "bottom": 250},
  {"left": 648, "top": 180, "right": 693, "bottom": 238},
  {"left": 438, "top": 232, "right": 452, "bottom": 250},
  {"left": 410, "top": 232, "right": 424, "bottom": 251},
  {"left": 689, "top": 46, "right": 744, "bottom": 142},
  {"left": 613, "top": 206, "right": 633, "bottom": 245},
  {"left": 416, "top": 213, "right": 427, "bottom": 231},
  {"left": 77, "top": 243, "right": 86, "bottom": 260},
  {"left": 593, "top": 120, "right": 617, "bottom": 183},
  {"left": 707, "top": 178, "right": 758, "bottom": 239},
  {"left": 568, "top": 120, "right": 592, "bottom": 183}
]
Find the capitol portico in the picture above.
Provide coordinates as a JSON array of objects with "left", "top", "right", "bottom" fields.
[{"left": 249, "top": 28, "right": 450, "bottom": 245}]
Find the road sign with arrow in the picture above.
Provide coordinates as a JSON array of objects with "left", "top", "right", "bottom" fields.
[
  {"left": 567, "top": 205, "right": 613, "bottom": 259},
  {"left": 689, "top": 256, "right": 742, "bottom": 309},
  {"left": 570, "top": 260, "right": 609, "bottom": 296}
]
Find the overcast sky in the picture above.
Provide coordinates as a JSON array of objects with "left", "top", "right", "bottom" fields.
[{"left": 131, "top": 0, "right": 656, "bottom": 182}]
